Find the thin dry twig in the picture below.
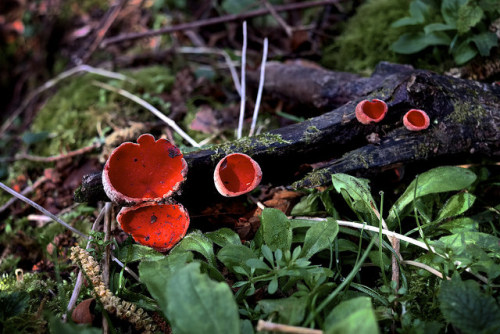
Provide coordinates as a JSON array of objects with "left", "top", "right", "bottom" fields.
[
  {"left": 92, "top": 80, "right": 200, "bottom": 147},
  {"left": 249, "top": 37, "right": 268, "bottom": 137},
  {"left": 403, "top": 260, "right": 449, "bottom": 280},
  {"left": 262, "top": 0, "right": 293, "bottom": 36},
  {"left": 101, "top": 0, "right": 339, "bottom": 47},
  {"left": 257, "top": 320, "right": 322, "bottom": 334},
  {"left": 1, "top": 65, "right": 132, "bottom": 136},
  {"left": 11, "top": 142, "right": 101, "bottom": 163},
  {"left": 237, "top": 21, "right": 248, "bottom": 140}
]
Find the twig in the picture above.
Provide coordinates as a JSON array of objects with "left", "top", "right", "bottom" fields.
[
  {"left": 403, "top": 260, "right": 449, "bottom": 280},
  {"left": 237, "top": 21, "right": 248, "bottom": 140},
  {"left": 92, "top": 80, "right": 200, "bottom": 147},
  {"left": 11, "top": 142, "right": 101, "bottom": 163},
  {"left": 1, "top": 65, "right": 132, "bottom": 136},
  {"left": 75, "top": 0, "right": 129, "bottom": 65},
  {"left": 262, "top": 0, "right": 293, "bottom": 36},
  {"left": 257, "top": 320, "right": 322, "bottom": 334},
  {"left": 101, "top": 0, "right": 339, "bottom": 47},
  {"left": 249, "top": 38, "right": 268, "bottom": 137},
  {"left": 0, "top": 176, "right": 46, "bottom": 213}
]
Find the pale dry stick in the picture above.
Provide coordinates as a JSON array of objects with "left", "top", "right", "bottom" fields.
[
  {"left": 1, "top": 65, "right": 132, "bottom": 135},
  {"left": 65, "top": 204, "right": 107, "bottom": 319},
  {"left": 0, "top": 175, "right": 46, "bottom": 213},
  {"left": 237, "top": 21, "right": 248, "bottom": 140},
  {"left": 403, "top": 260, "right": 449, "bottom": 280},
  {"left": 262, "top": 0, "right": 293, "bottom": 36},
  {"left": 178, "top": 46, "right": 241, "bottom": 96},
  {"left": 249, "top": 37, "right": 269, "bottom": 137},
  {"left": 294, "top": 216, "right": 492, "bottom": 284},
  {"left": 0, "top": 181, "right": 141, "bottom": 281},
  {"left": 92, "top": 81, "right": 200, "bottom": 147},
  {"left": 257, "top": 320, "right": 322, "bottom": 334}
]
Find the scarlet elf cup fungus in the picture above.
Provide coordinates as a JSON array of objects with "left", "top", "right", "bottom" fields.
[
  {"left": 214, "top": 153, "right": 262, "bottom": 197},
  {"left": 403, "top": 109, "right": 430, "bottom": 131},
  {"left": 355, "top": 99, "right": 388, "bottom": 124},
  {"left": 103, "top": 134, "right": 190, "bottom": 251}
]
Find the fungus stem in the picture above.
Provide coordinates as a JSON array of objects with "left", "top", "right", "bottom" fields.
[
  {"left": 249, "top": 37, "right": 268, "bottom": 137},
  {"left": 92, "top": 81, "right": 200, "bottom": 148},
  {"left": 237, "top": 21, "right": 248, "bottom": 139}
]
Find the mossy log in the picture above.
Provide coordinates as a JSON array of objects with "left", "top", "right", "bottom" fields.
[{"left": 75, "top": 62, "right": 500, "bottom": 208}]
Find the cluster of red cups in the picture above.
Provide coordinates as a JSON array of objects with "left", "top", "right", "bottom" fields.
[
  {"left": 355, "top": 99, "right": 430, "bottom": 131},
  {"left": 102, "top": 134, "right": 262, "bottom": 251}
]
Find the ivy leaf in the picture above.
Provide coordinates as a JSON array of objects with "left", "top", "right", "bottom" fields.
[
  {"left": 436, "top": 231, "right": 500, "bottom": 254},
  {"left": 324, "top": 297, "right": 380, "bottom": 334},
  {"left": 170, "top": 230, "right": 216, "bottom": 266},
  {"left": 435, "top": 192, "right": 476, "bottom": 222},
  {"left": 165, "top": 262, "right": 240, "bottom": 334},
  {"left": 392, "top": 32, "right": 452, "bottom": 54},
  {"left": 439, "top": 274, "right": 500, "bottom": 334},
  {"left": 457, "top": 3, "right": 484, "bottom": 34},
  {"left": 261, "top": 208, "right": 292, "bottom": 252},
  {"left": 206, "top": 228, "right": 241, "bottom": 247},
  {"left": 387, "top": 167, "right": 476, "bottom": 224},
  {"left": 424, "top": 23, "right": 456, "bottom": 34},
  {"left": 470, "top": 32, "right": 498, "bottom": 56},
  {"left": 391, "top": 0, "right": 429, "bottom": 27},
  {"left": 300, "top": 218, "right": 339, "bottom": 260},
  {"left": 452, "top": 39, "right": 478, "bottom": 65}
]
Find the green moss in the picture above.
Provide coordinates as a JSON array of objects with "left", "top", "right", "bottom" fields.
[
  {"left": 448, "top": 100, "right": 486, "bottom": 124},
  {"left": 30, "top": 66, "right": 175, "bottom": 157},
  {"left": 321, "top": 0, "right": 410, "bottom": 73},
  {"left": 303, "top": 125, "right": 321, "bottom": 143}
]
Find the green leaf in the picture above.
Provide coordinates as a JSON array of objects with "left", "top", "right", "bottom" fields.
[
  {"left": 332, "top": 174, "right": 377, "bottom": 222},
  {"left": 0, "top": 291, "right": 29, "bottom": 321},
  {"left": 49, "top": 316, "right": 101, "bottom": 334},
  {"left": 452, "top": 39, "right": 478, "bottom": 64},
  {"left": 436, "top": 231, "right": 500, "bottom": 254},
  {"left": 457, "top": 3, "right": 483, "bottom": 34},
  {"left": 170, "top": 230, "right": 216, "bottom": 266},
  {"left": 261, "top": 208, "right": 292, "bottom": 252},
  {"left": 388, "top": 167, "right": 476, "bottom": 224},
  {"left": 258, "top": 296, "right": 307, "bottom": 326},
  {"left": 439, "top": 274, "right": 500, "bottom": 334},
  {"left": 424, "top": 23, "right": 456, "bottom": 34},
  {"left": 165, "top": 262, "right": 240, "bottom": 334},
  {"left": 206, "top": 228, "right": 241, "bottom": 247},
  {"left": 435, "top": 192, "right": 476, "bottom": 222},
  {"left": 439, "top": 217, "right": 478, "bottom": 233},
  {"left": 246, "top": 258, "right": 271, "bottom": 271},
  {"left": 268, "top": 276, "right": 278, "bottom": 294},
  {"left": 290, "top": 193, "right": 321, "bottom": 216},
  {"left": 300, "top": 218, "right": 339, "bottom": 259},
  {"left": 392, "top": 31, "right": 452, "bottom": 54},
  {"left": 115, "top": 244, "right": 164, "bottom": 263},
  {"left": 217, "top": 244, "right": 258, "bottom": 272},
  {"left": 441, "top": 0, "right": 467, "bottom": 25},
  {"left": 324, "top": 297, "right": 380, "bottom": 334},
  {"left": 470, "top": 32, "right": 498, "bottom": 56},
  {"left": 139, "top": 252, "right": 194, "bottom": 313},
  {"left": 391, "top": 0, "right": 429, "bottom": 27}
]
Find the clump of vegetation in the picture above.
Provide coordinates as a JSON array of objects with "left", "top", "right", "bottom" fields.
[{"left": 321, "top": 0, "right": 410, "bottom": 73}]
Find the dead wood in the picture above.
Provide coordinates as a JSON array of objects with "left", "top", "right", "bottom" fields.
[{"left": 75, "top": 62, "right": 500, "bottom": 209}]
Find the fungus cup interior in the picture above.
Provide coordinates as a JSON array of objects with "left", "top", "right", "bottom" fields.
[
  {"left": 361, "top": 100, "right": 387, "bottom": 120},
  {"left": 217, "top": 154, "right": 261, "bottom": 194},
  {"left": 106, "top": 134, "right": 185, "bottom": 200},
  {"left": 406, "top": 109, "right": 427, "bottom": 127},
  {"left": 118, "top": 203, "right": 189, "bottom": 251}
]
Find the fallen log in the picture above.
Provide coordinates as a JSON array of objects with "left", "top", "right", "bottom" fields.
[{"left": 75, "top": 62, "right": 500, "bottom": 208}]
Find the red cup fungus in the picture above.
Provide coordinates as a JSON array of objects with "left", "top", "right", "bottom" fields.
[
  {"left": 403, "top": 109, "right": 430, "bottom": 131},
  {"left": 117, "top": 202, "right": 189, "bottom": 251},
  {"left": 355, "top": 99, "right": 388, "bottom": 124},
  {"left": 103, "top": 134, "right": 190, "bottom": 251},
  {"left": 102, "top": 134, "right": 187, "bottom": 206},
  {"left": 214, "top": 153, "right": 262, "bottom": 197}
]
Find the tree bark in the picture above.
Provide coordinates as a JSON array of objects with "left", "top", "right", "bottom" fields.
[{"left": 75, "top": 62, "right": 500, "bottom": 208}]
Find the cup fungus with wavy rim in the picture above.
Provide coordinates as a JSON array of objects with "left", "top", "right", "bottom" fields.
[
  {"left": 102, "top": 134, "right": 187, "bottom": 206},
  {"left": 117, "top": 202, "right": 189, "bottom": 251},
  {"left": 355, "top": 99, "right": 388, "bottom": 124},
  {"left": 214, "top": 153, "right": 262, "bottom": 197},
  {"left": 403, "top": 109, "right": 430, "bottom": 131}
]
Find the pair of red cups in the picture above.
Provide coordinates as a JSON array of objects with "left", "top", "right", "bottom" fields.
[{"left": 355, "top": 99, "right": 430, "bottom": 131}]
